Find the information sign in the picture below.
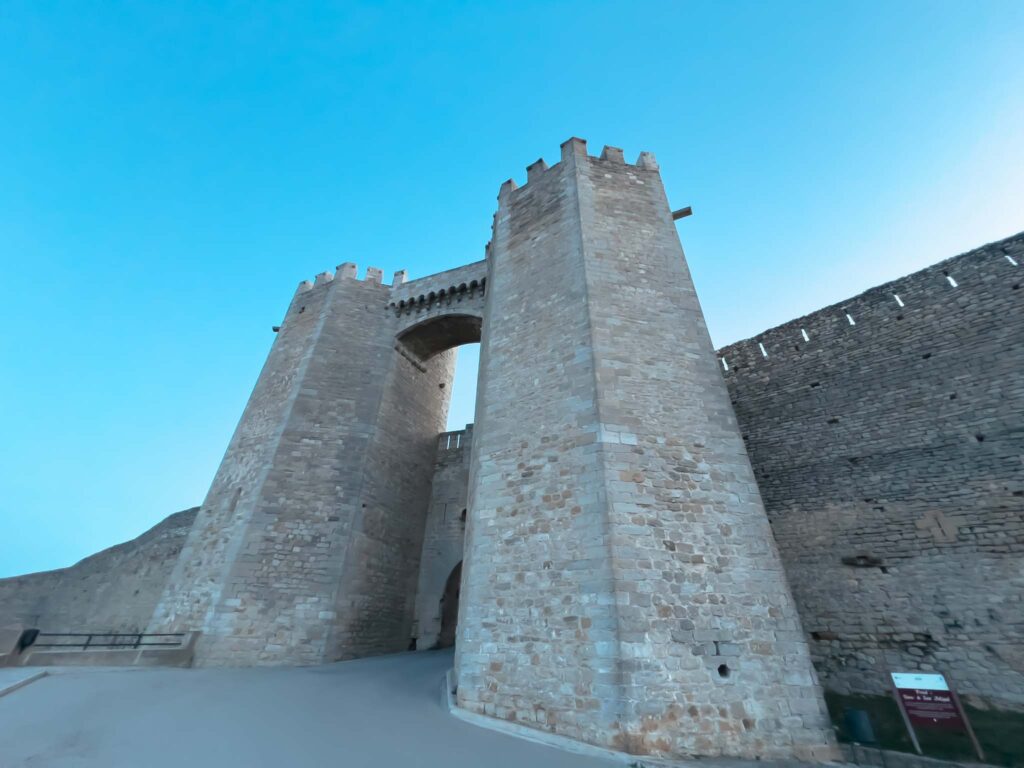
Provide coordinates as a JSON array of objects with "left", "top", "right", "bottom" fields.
[
  {"left": 890, "top": 673, "right": 965, "bottom": 729},
  {"left": 889, "top": 671, "right": 984, "bottom": 761}
]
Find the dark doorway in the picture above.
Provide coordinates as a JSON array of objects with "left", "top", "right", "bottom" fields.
[{"left": 436, "top": 561, "right": 462, "bottom": 649}]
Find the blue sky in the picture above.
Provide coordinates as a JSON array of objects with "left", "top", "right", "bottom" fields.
[{"left": 1, "top": 1, "right": 1022, "bottom": 577}]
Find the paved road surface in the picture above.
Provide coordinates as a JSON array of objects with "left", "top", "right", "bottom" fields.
[{"left": 0, "top": 650, "right": 619, "bottom": 768}]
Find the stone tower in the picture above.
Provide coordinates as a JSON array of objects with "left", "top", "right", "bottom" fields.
[
  {"left": 148, "top": 262, "right": 487, "bottom": 664},
  {"left": 149, "top": 138, "right": 835, "bottom": 760},
  {"left": 455, "top": 139, "right": 835, "bottom": 759}
]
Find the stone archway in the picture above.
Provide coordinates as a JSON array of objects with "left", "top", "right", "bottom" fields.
[
  {"left": 436, "top": 561, "right": 462, "bottom": 649},
  {"left": 395, "top": 309, "right": 479, "bottom": 655},
  {"left": 396, "top": 313, "right": 482, "bottom": 361}
]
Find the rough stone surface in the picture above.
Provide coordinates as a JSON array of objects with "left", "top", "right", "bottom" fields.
[
  {"left": 718, "top": 233, "right": 1024, "bottom": 710},
  {"left": 456, "top": 139, "right": 835, "bottom": 760},
  {"left": 413, "top": 427, "right": 471, "bottom": 650},
  {"left": 0, "top": 508, "right": 197, "bottom": 633},
  {"left": 147, "top": 264, "right": 486, "bottom": 665}
]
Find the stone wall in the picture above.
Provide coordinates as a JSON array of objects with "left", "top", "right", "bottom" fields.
[
  {"left": 718, "top": 232, "right": 1024, "bottom": 709},
  {"left": 457, "top": 140, "right": 835, "bottom": 761},
  {"left": 324, "top": 322, "right": 456, "bottom": 661},
  {"left": 413, "top": 427, "right": 471, "bottom": 650},
  {"left": 0, "top": 508, "right": 197, "bottom": 633},
  {"left": 148, "top": 265, "right": 459, "bottom": 665}
]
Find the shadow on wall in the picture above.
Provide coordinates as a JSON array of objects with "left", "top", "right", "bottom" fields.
[{"left": 435, "top": 561, "right": 462, "bottom": 649}]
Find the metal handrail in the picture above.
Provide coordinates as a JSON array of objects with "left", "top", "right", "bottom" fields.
[{"left": 31, "top": 632, "right": 187, "bottom": 650}]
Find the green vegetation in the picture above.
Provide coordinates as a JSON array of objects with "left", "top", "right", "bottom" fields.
[{"left": 825, "top": 691, "right": 1024, "bottom": 767}]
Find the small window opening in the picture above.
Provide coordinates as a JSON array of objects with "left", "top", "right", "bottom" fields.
[
  {"left": 946, "top": 274, "right": 959, "bottom": 287},
  {"left": 800, "top": 328, "right": 810, "bottom": 342},
  {"left": 975, "top": 434, "right": 985, "bottom": 442},
  {"left": 717, "top": 664, "right": 730, "bottom": 678},
  {"left": 845, "top": 313, "right": 856, "bottom": 326},
  {"left": 721, "top": 357, "right": 729, "bottom": 371},
  {"left": 758, "top": 342, "right": 768, "bottom": 358},
  {"left": 893, "top": 294, "right": 905, "bottom": 307}
]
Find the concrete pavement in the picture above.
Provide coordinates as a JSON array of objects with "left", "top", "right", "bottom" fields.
[{"left": 0, "top": 650, "right": 621, "bottom": 768}]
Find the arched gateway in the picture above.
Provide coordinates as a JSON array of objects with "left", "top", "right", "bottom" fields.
[{"left": 147, "top": 139, "right": 836, "bottom": 761}]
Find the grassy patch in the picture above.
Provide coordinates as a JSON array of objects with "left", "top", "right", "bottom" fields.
[{"left": 825, "top": 691, "right": 1024, "bottom": 767}]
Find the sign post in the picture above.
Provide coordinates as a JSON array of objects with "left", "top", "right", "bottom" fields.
[
  {"left": 890, "top": 674, "right": 924, "bottom": 755},
  {"left": 890, "top": 672, "right": 985, "bottom": 762},
  {"left": 946, "top": 673, "right": 986, "bottom": 764}
]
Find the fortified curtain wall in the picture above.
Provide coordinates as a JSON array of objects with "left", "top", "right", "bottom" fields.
[
  {"left": 718, "top": 233, "right": 1024, "bottom": 709},
  {"left": 0, "top": 508, "right": 197, "bottom": 633}
]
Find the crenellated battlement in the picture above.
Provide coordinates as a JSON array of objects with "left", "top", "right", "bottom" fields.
[
  {"left": 292, "top": 258, "right": 488, "bottom": 321},
  {"left": 717, "top": 230, "right": 1024, "bottom": 711},
  {"left": 716, "top": 232, "right": 1023, "bottom": 373},
  {"left": 496, "top": 137, "right": 660, "bottom": 202},
  {"left": 389, "top": 260, "right": 487, "bottom": 317},
  {"left": 436, "top": 424, "right": 473, "bottom": 458},
  {"left": 295, "top": 262, "right": 394, "bottom": 293}
]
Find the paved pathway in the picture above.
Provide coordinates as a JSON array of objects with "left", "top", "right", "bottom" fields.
[{"left": 0, "top": 650, "right": 620, "bottom": 767}]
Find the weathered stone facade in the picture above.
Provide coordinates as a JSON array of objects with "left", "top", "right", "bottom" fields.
[
  {"left": 0, "top": 508, "right": 197, "bottom": 633},
  {"left": 3, "top": 139, "right": 1020, "bottom": 761},
  {"left": 718, "top": 233, "right": 1024, "bottom": 711},
  {"left": 147, "top": 263, "right": 485, "bottom": 665},
  {"left": 412, "top": 427, "right": 471, "bottom": 650},
  {"left": 454, "top": 140, "right": 834, "bottom": 760}
]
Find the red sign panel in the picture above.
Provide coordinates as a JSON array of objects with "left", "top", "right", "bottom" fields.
[
  {"left": 891, "top": 673, "right": 965, "bottom": 732},
  {"left": 896, "top": 687, "right": 965, "bottom": 730}
]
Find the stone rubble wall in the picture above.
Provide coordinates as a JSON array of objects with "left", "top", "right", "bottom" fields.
[
  {"left": 412, "top": 426, "right": 471, "bottom": 650},
  {"left": 0, "top": 508, "right": 198, "bottom": 633},
  {"left": 717, "top": 232, "right": 1024, "bottom": 709}
]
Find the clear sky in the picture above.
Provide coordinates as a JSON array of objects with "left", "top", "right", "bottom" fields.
[{"left": 1, "top": 1, "right": 1022, "bottom": 577}]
